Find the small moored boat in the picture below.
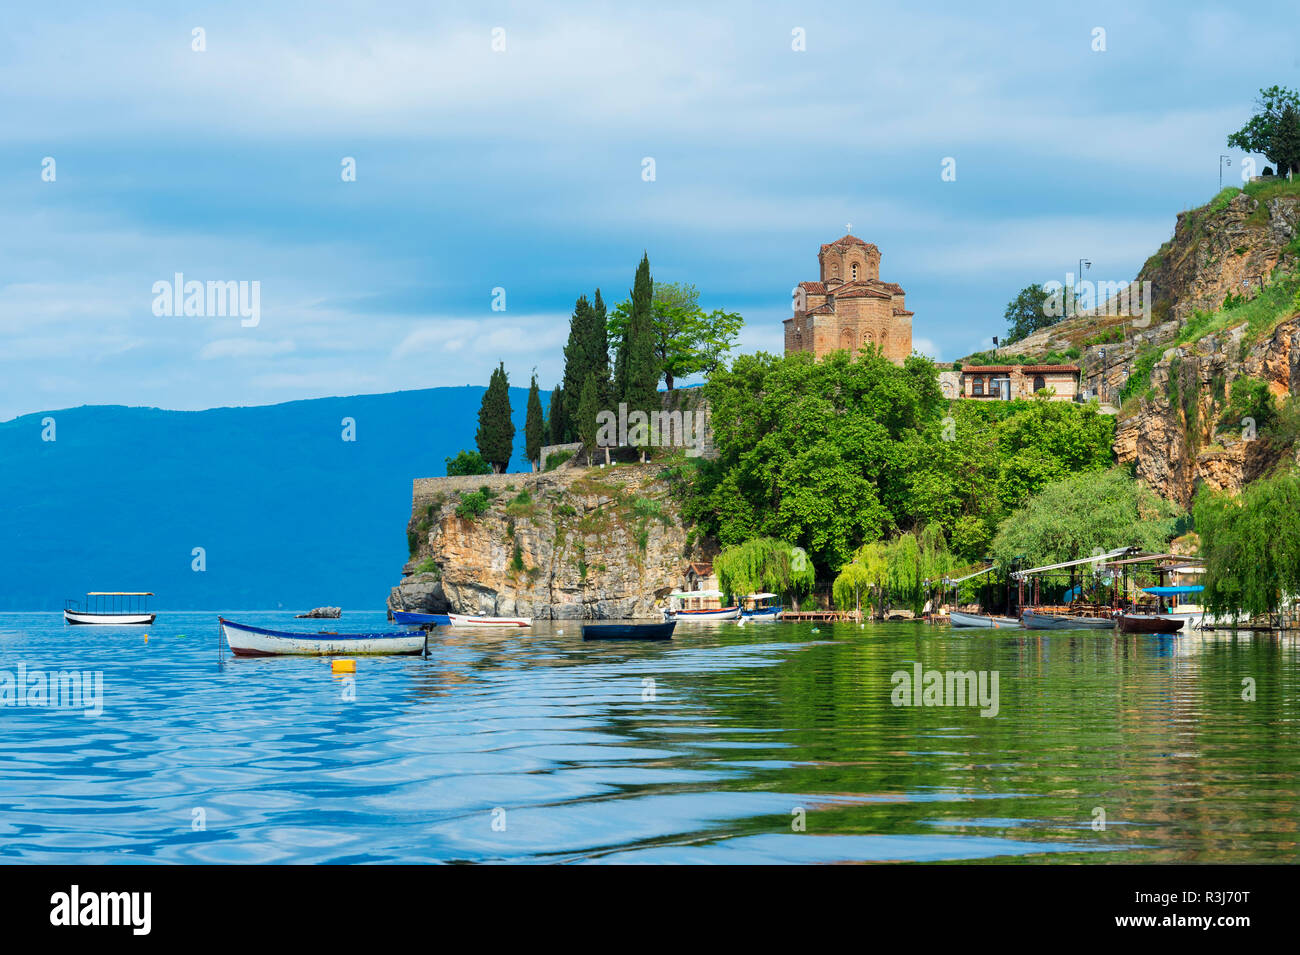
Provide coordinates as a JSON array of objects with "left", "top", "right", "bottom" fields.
[
  {"left": 666, "top": 606, "right": 741, "bottom": 621},
  {"left": 220, "top": 618, "right": 427, "bottom": 656},
  {"left": 392, "top": 610, "right": 452, "bottom": 627},
  {"left": 1117, "top": 613, "right": 1185, "bottom": 634},
  {"left": 446, "top": 613, "right": 531, "bottom": 627},
  {"left": 1021, "top": 609, "right": 1116, "bottom": 630},
  {"left": 64, "top": 592, "right": 155, "bottom": 626},
  {"left": 741, "top": 593, "right": 783, "bottom": 620},
  {"left": 949, "top": 610, "right": 1022, "bottom": 629},
  {"left": 582, "top": 620, "right": 677, "bottom": 640}
]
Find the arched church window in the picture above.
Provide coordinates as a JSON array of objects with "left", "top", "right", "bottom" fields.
[
  {"left": 851, "top": 263, "right": 859, "bottom": 280},
  {"left": 862, "top": 331, "right": 873, "bottom": 348},
  {"left": 840, "top": 328, "right": 854, "bottom": 351},
  {"left": 1033, "top": 375, "right": 1046, "bottom": 393}
]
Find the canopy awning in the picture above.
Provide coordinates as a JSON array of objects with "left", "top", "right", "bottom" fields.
[
  {"left": 1142, "top": 585, "right": 1205, "bottom": 596},
  {"left": 942, "top": 565, "right": 995, "bottom": 585},
  {"left": 1011, "top": 547, "right": 1132, "bottom": 579},
  {"left": 668, "top": 589, "right": 723, "bottom": 598},
  {"left": 745, "top": 592, "right": 779, "bottom": 599}
]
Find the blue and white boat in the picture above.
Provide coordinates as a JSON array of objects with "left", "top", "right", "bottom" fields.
[
  {"left": 741, "top": 593, "right": 783, "bottom": 620},
  {"left": 392, "top": 610, "right": 452, "bottom": 627}
]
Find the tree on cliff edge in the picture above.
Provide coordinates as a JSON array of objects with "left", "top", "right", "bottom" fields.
[
  {"left": 576, "top": 374, "right": 601, "bottom": 466},
  {"left": 525, "top": 372, "right": 545, "bottom": 470},
  {"left": 476, "top": 362, "right": 514, "bottom": 473},
  {"left": 1228, "top": 85, "right": 1300, "bottom": 177}
]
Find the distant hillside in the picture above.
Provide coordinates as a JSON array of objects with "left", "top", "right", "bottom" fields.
[{"left": 0, "top": 387, "right": 541, "bottom": 611}]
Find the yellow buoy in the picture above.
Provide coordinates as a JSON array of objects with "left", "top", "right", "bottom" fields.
[{"left": 332, "top": 659, "right": 356, "bottom": 673}]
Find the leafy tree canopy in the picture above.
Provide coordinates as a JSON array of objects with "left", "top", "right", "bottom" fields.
[
  {"left": 1227, "top": 85, "right": 1300, "bottom": 175},
  {"left": 1194, "top": 467, "right": 1300, "bottom": 619},
  {"left": 445, "top": 448, "right": 492, "bottom": 477},
  {"left": 990, "top": 467, "right": 1183, "bottom": 570},
  {"left": 610, "top": 280, "right": 744, "bottom": 391},
  {"left": 713, "top": 536, "right": 815, "bottom": 601}
]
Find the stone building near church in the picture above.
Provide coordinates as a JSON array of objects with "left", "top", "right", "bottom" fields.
[{"left": 783, "top": 234, "right": 914, "bottom": 364}]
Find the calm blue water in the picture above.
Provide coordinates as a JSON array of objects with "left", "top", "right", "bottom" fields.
[{"left": 1, "top": 611, "right": 1297, "bottom": 863}]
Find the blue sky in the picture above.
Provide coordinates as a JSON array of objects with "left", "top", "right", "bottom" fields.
[{"left": 1, "top": 1, "right": 1296, "bottom": 420}]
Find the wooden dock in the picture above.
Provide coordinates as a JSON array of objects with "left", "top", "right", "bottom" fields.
[{"left": 779, "top": 610, "right": 857, "bottom": 622}]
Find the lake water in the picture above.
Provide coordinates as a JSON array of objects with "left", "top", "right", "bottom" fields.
[{"left": 1, "top": 611, "right": 1297, "bottom": 864}]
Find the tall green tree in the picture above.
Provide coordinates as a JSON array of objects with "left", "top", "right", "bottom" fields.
[
  {"left": 1269, "top": 104, "right": 1300, "bottom": 180},
  {"left": 617, "top": 253, "right": 658, "bottom": 408},
  {"left": 1195, "top": 468, "right": 1300, "bottom": 619},
  {"left": 476, "top": 361, "right": 515, "bottom": 473},
  {"left": 610, "top": 280, "right": 744, "bottom": 391},
  {"left": 524, "top": 372, "right": 545, "bottom": 470},
  {"left": 561, "top": 295, "right": 595, "bottom": 442},
  {"left": 548, "top": 385, "right": 565, "bottom": 445},
  {"left": 1003, "top": 284, "right": 1056, "bottom": 344},
  {"left": 1228, "top": 85, "right": 1300, "bottom": 176},
  {"left": 575, "top": 373, "right": 601, "bottom": 465}
]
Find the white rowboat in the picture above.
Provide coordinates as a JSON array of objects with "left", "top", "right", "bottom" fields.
[
  {"left": 446, "top": 613, "right": 532, "bottom": 627},
  {"left": 220, "top": 618, "right": 427, "bottom": 656}
]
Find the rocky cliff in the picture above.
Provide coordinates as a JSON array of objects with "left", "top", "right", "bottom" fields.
[
  {"left": 1114, "top": 314, "right": 1300, "bottom": 506},
  {"left": 982, "top": 182, "right": 1300, "bottom": 505},
  {"left": 388, "top": 462, "right": 707, "bottom": 619}
]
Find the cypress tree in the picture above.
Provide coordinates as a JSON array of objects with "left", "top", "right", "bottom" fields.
[
  {"left": 624, "top": 253, "right": 659, "bottom": 408},
  {"left": 476, "top": 361, "right": 515, "bottom": 473},
  {"left": 548, "top": 385, "right": 565, "bottom": 445},
  {"left": 561, "top": 295, "right": 594, "bottom": 442},
  {"left": 576, "top": 373, "right": 601, "bottom": 465},
  {"left": 590, "top": 288, "right": 611, "bottom": 393},
  {"left": 525, "top": 372, "right": 545, "bottom": 470}
]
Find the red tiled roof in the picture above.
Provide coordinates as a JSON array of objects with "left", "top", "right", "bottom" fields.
[
  {"left": 798, "top": 281, "right": 827, "bottom": 294},
  {"left": 878, "top": 281, "right": 904, "bottom": 294},
  {"left": 819, "top": 234, "right": 880, "bottom": 254},
  {"left": 961, "top": 364, "right": 1080, "bottom": 374},
  {"left": 830, "top": 284, "right": 891, "bottom": 300},
  {"left": 687, "top": 561, "right": 713, "bottom": 575}
]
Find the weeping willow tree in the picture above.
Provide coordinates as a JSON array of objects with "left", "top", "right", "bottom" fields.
[
  {"left": 714, "top": 536, "right": 816, "bottom": 603},
  {"left": 834, "top": 527, "right": 955, "bottom": 616},
  {"left": 1194, "top": 468, "right": 1300, "bottom": 619}
]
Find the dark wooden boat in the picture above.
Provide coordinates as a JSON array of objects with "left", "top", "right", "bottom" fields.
[
  {"left": 582, "top": 620, "right": 677, "bottom": 640},
  {"left": 1117, "top": 613, "right": 1185, "bottom": 634}
]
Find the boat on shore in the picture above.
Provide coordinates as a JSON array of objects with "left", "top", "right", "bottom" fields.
[
  {"left": 63, "top": 592, "right": 155, "bottom": 626},
  {"left": 1021, "top": 609, "right": 1117, "bottom": 630},
  {"left": 392, "top": 610, "right": 452, "bottom": 627},
  {"left": 582, "top": 620, "right": 676, "bottom": 640},
  {"left": 949, "top": 610, "right": 1022, "bottom": 629},
  {"left": 446, "top": 613, "right": 531, "bottom": 627},
  {"left": 1117, "top": 613, "right": 1185, "bottom": 634},
  {"left": 219, "top": 618, "right": 427, "bottom": 656}
]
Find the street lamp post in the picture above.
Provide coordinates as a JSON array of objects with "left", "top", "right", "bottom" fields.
[
  {"left": 1076, "top": 258, "right": 1091, "bottom": 316},
  {"left": 1220, "top": 155, "right": 1232, "bottom": 190}
]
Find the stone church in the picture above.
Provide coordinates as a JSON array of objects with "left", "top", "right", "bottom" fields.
[{"left": 783, "top": 234, "right": 913, "bottom": 364}]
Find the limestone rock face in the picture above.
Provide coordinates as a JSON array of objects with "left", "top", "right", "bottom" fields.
[
  {"left": 390, "top": 465, "right": 697, "bottom": 620},
  {"left": 1114, "top": 316, "right": 1300, "bottom": 507},
  {"left": 386, "top": 572, "right": 448, "bottom": 615}
]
